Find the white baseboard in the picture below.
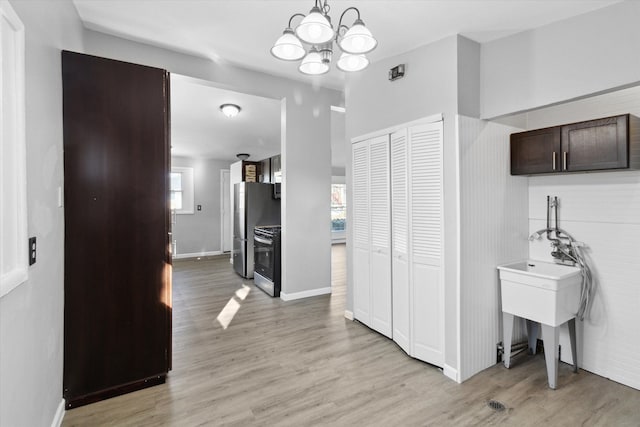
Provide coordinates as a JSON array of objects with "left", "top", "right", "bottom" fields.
[
  {"left": 51, "top": 399, "right": 65, "bottom": 427},
  {"left": 280, "top": 287, "right": 331, "bottom": 301},
  {"left": 344, "top": 310, "right": 354, "bottom": 320},
  {"left": 443, "top": 364, "right": 460, "bottom": 383},
  {"left": 173, "top": 250, "right": 223, "bottom": 260}
]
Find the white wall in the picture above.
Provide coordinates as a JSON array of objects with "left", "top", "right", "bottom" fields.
[
  {"left": 524, "top": 85, "right": 640, "bottom": 390},
  {"left": 331, "top": 110, "right": 346, "bottom": 172},
  {"left": 456, "top": 116, "right": 529, "bottom": 381},
  {"left": 1, "top": 1, "right": 84, "bottom": 426},
  {"left": 171, "top": 156, "right": 232, "bottom": 257},
  {"left": 481, "top": 0, "right": 640, "bottom": 119},
  {"left": 346, "top": 35, "right": 471, "bottom": 376},
  {"left": 81, "top": 27, "right": 342, "bottom": 299}
]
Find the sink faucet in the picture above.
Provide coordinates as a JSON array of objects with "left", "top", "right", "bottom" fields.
[
  {"left": 550, "top": 239, "right": 577, "bottom": 265},
  {"left": 528, "top": 196, "right": 578, "bottom": 266},
  {"left": 529, "top": 228, "right": 577, "bottom": 266}
]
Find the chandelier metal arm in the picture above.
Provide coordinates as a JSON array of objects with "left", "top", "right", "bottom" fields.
[
  {"left": 337, "top": 6, "right": 361, "bottom": 31},
  {"left": 310, "top": 0, "right": 330, "bottom": 14},
  {"left": 287, "top": 13, "right": 307, "bottom": 29}
]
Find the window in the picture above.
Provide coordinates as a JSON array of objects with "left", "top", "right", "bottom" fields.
[
  {"left": 331, "top": 184, "right": 346, "bottom": 232},
  {"left": 170, "top": 166, "right": 194, "bottom": 214},
  {"left": 1, "top": 0, "right": 27, "bottom": 297},
  {"left": 170, "top": 172, "right": 183, "bottom": 210}
]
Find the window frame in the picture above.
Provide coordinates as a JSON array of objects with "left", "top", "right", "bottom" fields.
[
  {"left": 331, "top": 183, "right": 346, "bottom": 233},
  {"left": 170, "top": 166, "right": 194, "bottom": 214},
  {"left": 0, "top": 0, "right": 27, "bottom": 298}
]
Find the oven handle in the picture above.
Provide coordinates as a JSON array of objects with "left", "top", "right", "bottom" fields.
[{"left": 254, "top": 235, "right": 273, "bottom": 245}]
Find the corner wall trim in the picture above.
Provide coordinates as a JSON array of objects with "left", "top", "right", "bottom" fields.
[
  {"left": 51, "top": 399, "right": 65, "bottom": 427},
  {"left": 280, "top": 287, "right": 331, "bottom": 301},
  {"left": 443, "top": 364, "right": 460, "bottom": 383},
  {"left": 173, "top": 250, "right": 223, "bottom": 260},
  {"left": 344, "top": 310, "right": 354, "bottom": 320}
]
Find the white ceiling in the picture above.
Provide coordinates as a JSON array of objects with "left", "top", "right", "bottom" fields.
[
  {"left": 73, "top": 0, "right": 621, "bottom": 90},
  {"left": 72, "top": 0, "right": 622, "bottom": 162},
  {"left": 170, "top": 75, "right": 281, "bottom": 162}
]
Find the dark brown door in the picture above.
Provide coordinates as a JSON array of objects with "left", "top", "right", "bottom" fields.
[
  {"left": 510, "top": 126, "right": 561, "bottom": 175},
  {"left": 62, "top": 51, "right": 171, "bottom": 409},
  {"left": 561, "top": 115, "right": 629, "bottom": 172}
]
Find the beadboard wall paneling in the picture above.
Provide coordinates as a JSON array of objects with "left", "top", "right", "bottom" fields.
[
  {"left": 526, "top": 84, "right": 640, "bottom": 391},
  {"left": 529, "top": 190, "right": 640, "bottom": 391},
  {"left": 457, "top": 115, "right": 529, "bottom": 382}
]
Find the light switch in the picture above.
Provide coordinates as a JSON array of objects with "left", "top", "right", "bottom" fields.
[
  {"left": 197, "top": 205, "right": 202, "bottom": 211},
  {"left": 28, "top": 237, "right": 36, "bottom": 265}
]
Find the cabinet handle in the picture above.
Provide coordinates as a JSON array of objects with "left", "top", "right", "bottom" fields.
[
  {"left": 563, "top": 151, "right": 567, "bottom": 171},
  {"left": 552, "top": 152, "right": 557, "bottom": 171}
]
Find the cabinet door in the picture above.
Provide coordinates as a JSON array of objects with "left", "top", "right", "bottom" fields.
[
  {"left": 391, "top": 129, "right": 410, "bottom": 353},
  {"left": 562, "top": 115, "right": 628, "bottom": 171},
  {"left": 352, "top": 141, "right": 371, "bottom": 325},
  {"left": 62, "top": 51, "right": 171, "bottom": 408},
  {"left": 511, "top": 127, "right": 561, "bottom": 175},
  {"left": 409, "top": 122, "right": 444, "bottom": 367},
  {"left": 369, "top": 135, "right": 392, "bottom": 338}
]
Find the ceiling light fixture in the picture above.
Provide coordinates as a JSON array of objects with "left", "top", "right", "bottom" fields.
[
  {"left": 271, "top": 0, "right": 377, "bottom": 75},
  {"left": 236, "top": 153, "right": 250, "bottom": 160},
  {"left": 220, "top": 103, "right": 241, "bottom": 118}
]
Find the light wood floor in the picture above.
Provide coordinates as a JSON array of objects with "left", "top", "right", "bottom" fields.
[{"left": 64, "top": 244, "right": 640, "bottom": 426}]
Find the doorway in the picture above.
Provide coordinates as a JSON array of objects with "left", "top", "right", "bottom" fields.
[{"left": 221, "top": 169, "right": 231, "bottom": 252}]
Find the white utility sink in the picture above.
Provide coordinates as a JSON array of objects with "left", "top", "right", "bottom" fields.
[
  {"left": 497, "top": 259, "right": 583, "bottom": 389},
  {"left": 498, "top": 260, "right": 581, "bottom": 327}
]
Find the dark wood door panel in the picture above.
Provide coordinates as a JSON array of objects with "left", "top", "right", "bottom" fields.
[{"left": 62, "top": 51, "right": 171, "bottom": 408}]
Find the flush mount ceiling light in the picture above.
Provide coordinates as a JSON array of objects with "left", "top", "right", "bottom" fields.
[
  {"left": 220, "top": 103, "right": 241, "bottom": 118},
  {"left": 271, "top": 0, "right": 377, "bottom": 75},
  {"left": 236, "top": 153, "right": 250, "bottom": 160}
]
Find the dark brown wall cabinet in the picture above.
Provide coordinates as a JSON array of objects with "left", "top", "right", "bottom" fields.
[
  {"left": 511, "top": 114, "right": 640, "bottom": 175},
  {"left": 62, "top": 51, "right": 172, "bottom": 409}
]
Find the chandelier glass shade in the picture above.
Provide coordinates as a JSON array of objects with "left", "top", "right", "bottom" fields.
[
  {"left": 336, "top": 52, "right": 369, "bottom": 72},
  {"left": 299, "top": 47, "right": 330, "bottom": 75},
  {"left": 270, "top": 28, "right": 306, "bottom": 61},
  {"left": 271, "top": 1, "right": 377, "bottom": 75},
  {"left": 296, "top": 6, "right": 334, "bottom": 44},
  {"left": 339, "top": 19, "right": 377, "bottom": 54}
]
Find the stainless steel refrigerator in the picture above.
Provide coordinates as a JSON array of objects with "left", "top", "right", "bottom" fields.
[{"left": 233, "top": 182, "right": 281, "bottom": 278}]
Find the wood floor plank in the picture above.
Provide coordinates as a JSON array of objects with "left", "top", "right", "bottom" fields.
[{"left": 63, "top": 244, "right": 640, "bottom": 426}]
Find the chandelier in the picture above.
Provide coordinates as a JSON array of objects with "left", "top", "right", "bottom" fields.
[{"left": 271, "top": 0, "right": 378, "bottom": 75}]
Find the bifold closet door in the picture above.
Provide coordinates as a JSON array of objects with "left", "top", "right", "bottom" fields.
[
  {"left": 369, "top": 136, "right": 392, "bottom": 337},
  {"left": 62, "top": 51, "right": 172, "bottom": 409},
  {"left": 409, "top": 122, "right": 444, "bottom": 367},
  {"left": 391, "top": 128, "right": 410, "bottom": 353},
  {"left": 352, "top": 136, "right": 392, "bottom": 337},
  {"left": 352, "top": 141, "right": 371, "bottom": 324}
]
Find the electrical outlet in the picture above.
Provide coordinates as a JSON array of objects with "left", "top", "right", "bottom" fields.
[{"left": 28, "top": 237, "right": 37, "bottom": 265}]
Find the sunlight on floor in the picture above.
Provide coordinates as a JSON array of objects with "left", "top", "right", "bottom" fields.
[
  {"left": 216, "top": 284, "right": 251, "bottom": 329},
  {"left": 235, "top": 284, "right": 250, "bottom": 300}
]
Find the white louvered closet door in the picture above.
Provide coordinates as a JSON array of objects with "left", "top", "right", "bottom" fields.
[
  {"left": 368, "top": 135, "right": 392, "bottom": 337},
  {"left": 352, "top": 141, "right": 371, "bottom": 325},
  {"left": 409, "top": 121, "right": 444, "bottom": 367},
  {"left": 391, "top": 129, "right": 410, "bottom": 352}
]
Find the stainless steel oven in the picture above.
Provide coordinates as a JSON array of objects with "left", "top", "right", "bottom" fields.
[{"left": 253, "top": 225, "right": 281, "bottom": 297}]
